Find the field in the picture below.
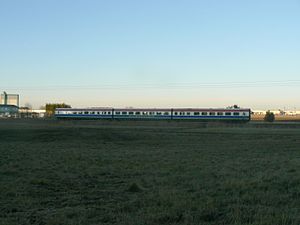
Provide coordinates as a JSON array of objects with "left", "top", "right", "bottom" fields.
[
  {"left": 251, "top": 114, "right": 300, "bottom": 122},
  {"left": 1, "top": 120, "right": 300, "bottom": 225}
]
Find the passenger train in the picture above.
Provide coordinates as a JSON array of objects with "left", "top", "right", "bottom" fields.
[{"left": 55, "top": 107, "right": 251, "bottom": 122}]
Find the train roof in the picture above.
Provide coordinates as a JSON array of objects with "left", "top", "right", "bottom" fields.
[{"left": 56, "top": 107, "right": 250, "bottom": 112}]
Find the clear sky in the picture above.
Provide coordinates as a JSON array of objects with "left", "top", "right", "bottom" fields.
[{"left": 0, "top": 0, "right": 299, "bottom": 109}]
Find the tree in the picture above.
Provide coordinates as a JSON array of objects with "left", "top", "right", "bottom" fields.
[
  {"left": 45, "top": 103, "right": 71, "bottom": 117},
  {"left": 264, "top": 110, "right": 275, "bottom": 122},
  {"left": 24, "top": 103, "right": 32, "bottom": 109}
]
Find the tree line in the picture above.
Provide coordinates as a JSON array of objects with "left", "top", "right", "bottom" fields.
[{"left": 45, "top": 103, "right": 71, "bottom": 117}]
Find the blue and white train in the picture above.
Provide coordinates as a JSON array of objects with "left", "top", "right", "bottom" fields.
[{"left": 55, "top": 107, "right": 251, "bottom": 122}]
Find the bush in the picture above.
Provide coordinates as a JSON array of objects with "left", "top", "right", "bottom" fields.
[{"left": 264, "top": 111, "right": 275, "bottom": 122}]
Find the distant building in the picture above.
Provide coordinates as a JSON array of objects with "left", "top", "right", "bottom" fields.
[
  {"left": 285, "top": 111, "right": 299, "bottom": 116},
  {"left": 19, "top": 107, "right": 46, "bottom": 118},
  {"left": 252, "top": 110, "right": 265, "bottom": 115},
  {"left": 32, "top": 109, "right": 46, "bottom": 118},
  {"left": 0, "top": 92, "right": 19, "bottom": 107},
  {"left": 270, "top": 110, "right": 282, "bottom": 115},
  {"left": 0, "top": 92, "right": 19, "bottom": 118},
  {"left": 0, "top": 105, "right": 19, "bottom": 118},
  {"left": 252, "top": 109, "right": 300, "bottom": 116}
]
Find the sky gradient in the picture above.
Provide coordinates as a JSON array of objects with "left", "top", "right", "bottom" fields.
[{"left": 0, "top": 0, "right": 299, "bottom": 109}]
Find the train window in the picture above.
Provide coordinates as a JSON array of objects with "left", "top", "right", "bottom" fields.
[
  {"left": 107, "top": 112, "right": 111, "bottom": 115},
  {"left": 186, "top": 112, "right": 191, "bottom": 115},
  {"left": 91, "top": 111, "right": 95, "bottom": 114},
  {"left": 79, "top": 112, "right": 83, "bottom": 114},
  {"left": 156, "top": 112, "right": 162, "bottom": 115},
  {"left": 115, "top": 111, "right": 121, "bottom": 115},
  {"left": 209, "top": 112, "right": 216, "bottom": 116},
  {"left": 164, "top": 112, "right": 169, "bottom": 115},
  {"left": 225, "top": 112, "right": 231, "bottom": 116},
  {"left": 129, "top": 112, "right": 134, "bottom": 115},
  {"left": 73, "top": 112, "right": 77, "bottom": 114},
  {"left": 149, "top": 112, "right": 154, "bottom": 115},
  {"left": 84, "top": 112, "right": 89, "bottom": 114},
  {"left": 233, "top": 112, "right": 240, "bottom": 116},
  {"left": 217, "top": 112, "right": 223, "bottom": 116},
  {"left": 135, "top": 112, "right": 141, "bottom": 115},
  {"left": 174, "top": 112, "right": 178, "bottom": 115},
  {"left": 180, "top": 112, "right": 185, "bottom": 115},
  {"left": 202, "top": 112, "right": 208, "bottom": 116},
  {"left": 143, "top": 112, "right": 148, "bottom": 115},
  {"left": 242, "top": 112, "right": 246, "bottom": 115},
  {"left": 97, "top": 112, "right": 100, "bottom": 114},
  {"left": 122, "top": 112, "right": 127, "bottom": 115},
  {"left": 194, "top": 112, "right": 200, "bottom": 115}
]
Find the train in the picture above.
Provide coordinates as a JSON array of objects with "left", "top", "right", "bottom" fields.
[{"left": 55, "top": 107, "right": 251, "bottom": 122}]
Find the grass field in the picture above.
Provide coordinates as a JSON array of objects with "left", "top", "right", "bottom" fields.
[
  {"left": 251, "top": 114, "right": 300, "bottom": 122},
  {"left": 1, "top": 120, "right": 300, "bottom": 225}
]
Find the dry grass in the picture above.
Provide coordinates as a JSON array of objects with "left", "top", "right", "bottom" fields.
[
  {"left": 0, "top": 120, "right": 300, "bottom": 225},
  {"left": 252, "top": 114, "right": 300, "bottom": 121}
]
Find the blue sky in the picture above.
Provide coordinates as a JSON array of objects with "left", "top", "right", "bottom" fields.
[{"left": 0, "top": 0, "right": 299, "bottom": 109}]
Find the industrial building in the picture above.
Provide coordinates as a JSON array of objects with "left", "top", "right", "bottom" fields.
[
  {"left": 0, "top": 91, "right": 47, "bottom": 118},
  {"left": 0, "top": 105, "right": 19, "bottom": 118},
  {"left": 0, "top": 92, "right": 19, "bottom": 107},
  {"left": 0, "top": 92, "right": 19, "bottom": 118}
]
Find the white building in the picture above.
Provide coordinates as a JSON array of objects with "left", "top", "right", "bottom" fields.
[
  {"left": 252, "top": 110, "right": 265, "bottom": 115},
  {"left": 19, "top": 108, "right": 46, "bottom": 118},
  {"left": 252, "top": 109, "right": 300, "bottom": 116}
]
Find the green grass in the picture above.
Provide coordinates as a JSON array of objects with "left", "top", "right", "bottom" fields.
[{"left": 0, "top": 120, "right": 300, "bottom": 225}]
